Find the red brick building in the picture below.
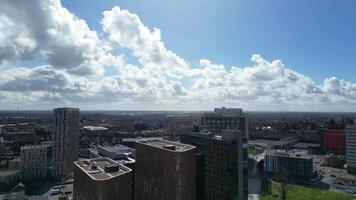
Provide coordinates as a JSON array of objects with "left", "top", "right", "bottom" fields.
[{"left": 324, "top": 130, "right": 346, "bottom": 154}]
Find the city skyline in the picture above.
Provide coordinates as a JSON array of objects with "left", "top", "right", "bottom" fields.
[{"left": 1, "top": 0, "right": 356, "bottom": 111}]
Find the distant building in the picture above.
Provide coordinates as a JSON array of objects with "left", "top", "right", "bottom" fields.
[
  {"left": 323, "top": 130, "right": 346, "bottom": 154},
  {"left": 265, "top": 150, "right": 313, "bottom": 179},
  {"left": 135, "top": 139, "right": 196, "bottom": 200},
  {"left": 0, "top": 170, "right": 22, "bottom": 188},
  {"left": 97, "top": 145, "right": 134, "bottom": 160},
  {"left": 83, "top": 126, "right": 108, "bottom": 136},
  {"left": 200, "top": 107, "right": 248, "bottom": 199},
  {"left": 52, "top": 107, "right": 79, "bottom": 178},
  {"left": 73, "top": 157, "right": 132, "bottom": 200},
  {"left": 20, "top": 143, "right": 52, "bottom": 180},
  {"left": 201, "top": 107, "right": 248, "bottom": 139},
  {"left": 346, "top": 125, "right": 356, "bottom": 173},
  {"left": 120, "top": 137, "right": 163, "bottom": 149}
]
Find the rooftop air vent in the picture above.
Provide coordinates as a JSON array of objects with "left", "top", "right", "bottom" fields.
[
  {"left": 163, "top": 144, "right": 176, "bottom": 151},
  {"left": 105, "top": 163, "right": 119, "bottom": 173}
]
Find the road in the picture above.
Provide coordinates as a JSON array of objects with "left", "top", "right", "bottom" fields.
[{"left": 248, "top": 151, "right": 265, "bottom": 200}]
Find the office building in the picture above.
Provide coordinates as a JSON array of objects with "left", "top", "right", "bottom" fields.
[
  {"left": 205, "top": 130, "right": 244, "bottom": 200},
  {"left": 200, "top": 107, "right": 248, "bottom": 199},
  {"left": 180, "top": 129, "right": 210, "bottom": 200},
  {"left": 201, "top": 107, "right": 248, "bottom": 139},
  {"left": 181, "top": 128, "right": 247, "bottom": 200},
  {"left": 346, "top": 125, "right": 356, "bottom": 173},
  {"left": 73, "top": 157, "right": 132, "bottom": 200},
  {"left": 52, "top": 107, "right": 79, "bottom": 178},
  {"left": 135, "top": 139, "right": 196, "bottom": 200},
  {"left": 20, "top": 143, "right": 52, "bottom": 180},
  {"left": 265, "top": 150, "right": 313, "bottom": 179}
]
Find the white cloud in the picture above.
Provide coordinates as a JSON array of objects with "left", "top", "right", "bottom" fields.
[
  {"left": 0, "top": 1, "right": 356, "bottom": 111},
  {"left": 0, "top": 0, "right": 121, "bottom": 75},
  {"left": 102, "top": 7, "right": 189, "bottom": 79}
]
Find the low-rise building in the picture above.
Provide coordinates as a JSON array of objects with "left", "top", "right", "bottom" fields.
[
  {"left": 120, "top": 137, "right": 163, "bottom": 149},
  {"left": 265, "top": 150, "right": 313, "bottom": 179},
  {"left": 73, "top": 157, "right": 133, "bottom": 200},
  {"left": 82, "top": 126, "right": 108, "bottom": 136},
  {"left": 97, "top": 145, "right": 134, "bottom": 160}
]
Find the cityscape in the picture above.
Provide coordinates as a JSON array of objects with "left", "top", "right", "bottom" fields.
[
  {"left": 0, "top": 108, "right": 355, "bottom": 200},
  {"left": 1, "top": 0, "right": 356, "bottom": 200}
]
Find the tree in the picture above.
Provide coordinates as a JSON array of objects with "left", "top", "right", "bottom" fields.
[{"left": 278, "top": 167, "right": 289, "bottom": 200}]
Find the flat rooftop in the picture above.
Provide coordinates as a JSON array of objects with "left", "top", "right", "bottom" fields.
[
  {"left": 99, "top": 145, "right": 132, "bottom": 153},
  {"left": 74, "top": 157, "right": 131, "bottom": 180},
  {"left": 84, "top": 126, "right": 108, "bottom": 131},
  {"left": 121, "top": 137, "right": 163, "bottom": 142},
  {"left": 21, "top": 144, "right": 51, "bottom": 150},
  {"left": 138, "top": 139, "right": 195, "bottom": 152},
  {"left": 266, "top": 150, "right": 312, "bottom": 159}
]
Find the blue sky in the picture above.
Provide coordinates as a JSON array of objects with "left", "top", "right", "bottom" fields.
[
  {"left": 1, "top": 0, "right": 356, "bottom": 111},
  {"left": 62, "top": 0, "right": 356, "bottom": 84}
]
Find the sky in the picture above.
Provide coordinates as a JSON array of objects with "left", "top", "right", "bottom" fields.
[{"left": 0, "top": 0, "right": 356, "bottom": 111}]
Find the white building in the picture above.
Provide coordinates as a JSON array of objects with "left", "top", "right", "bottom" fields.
[
  {"left": 52, "top": 107, "right": 79, "bottom": 178},
  {"left": 346, "top": 125, "right": 356, "bottom": 172},
  {"left": 20, "top": 144, "right": 52, "bottom": 180}
]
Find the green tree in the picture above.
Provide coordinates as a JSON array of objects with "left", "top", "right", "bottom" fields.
[{"left": 278, "top": 167, "right": 289, "bottom": 200}]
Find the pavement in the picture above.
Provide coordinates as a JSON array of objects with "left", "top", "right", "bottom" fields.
[{"left": 248, "top": 151, "right": 265, "bottom": 200}]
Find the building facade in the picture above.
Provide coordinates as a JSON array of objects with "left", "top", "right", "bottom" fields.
[
  {"left": 200, "top": 107, "right": 248, "bottom": 199},
  {"left": 265, "top": 150, "right": 313, "bottom": 179},
  {"left": 20, "top": 143, "right": 52, "bottom": 180},
  {"left": 52, "top": 107, "right": 79, "bottom": 178},
  {"left": 346, "top": 125, "right": 356, "bottom": 173},
  {"left": 135, "top": 139, "right": 196, "bottom": 200},
  {"left": 73, "top": 157, "right": 132, "bottom": 200},
  {"left": 205, "top": 130, "right": 244, "bottom": 200},
  {"left": 323, "top": 130, "right": 346, "bottom": 154},
  {"left": 201, "top": 107, "right": 248, "bottom": 139}
]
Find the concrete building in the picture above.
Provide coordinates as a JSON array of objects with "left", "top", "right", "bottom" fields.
[
  {"left": 73, "top": 157, "right": 132, "bottom": 200},
  {"left": 181, "top": 129, "right": 246, "bottom": 200},
  {"left": 265, "top": 150, "right": 313, "bottom": 179},
  {"left": 135, "top": 139, "right": 196, "bottom": 200},
  {"left": 346, "top": 125, "right": 356, "bottom": 173},
  {"left": 120, "top": 137, "right": 163, "bottom": 149},
  {"left": 52, "top": 107, "right": 79, "bottom": 178},
  {"left": 97, "top": 145, "right": 134, "bottom": 160},
  {"left": 0, "top": 170, "right": 22, "bottom": 189},
  {"left": 20, "top": 143, "right": 52, "bottom": 180},
  {"left": 201, "top": 107, "right": 248, "bottom": 139},
  {"left": 83, "top": 126, "right": 108, "bottom": 136},
  {"left": 205, "top": 130, "right": 244, "bottom": 200},
  {"left": 198, "top": 107, "right": 249, "bottom": 200}
]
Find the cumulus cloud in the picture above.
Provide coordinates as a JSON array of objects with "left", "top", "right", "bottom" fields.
[
  {"left": 0, "top": 0, "right": 121, "bottom": 75},
  {"left": 0, "top": 1, "right": 356, "bottom": 111},
  {"left": 102, "top": 7, "right": 189, "bottom": 79}
]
